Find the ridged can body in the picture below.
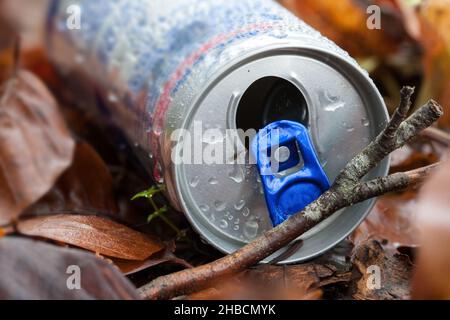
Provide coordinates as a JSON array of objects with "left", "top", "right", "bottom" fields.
[{"left": 47, "top": 0, "right": 389, "bottom": 263}]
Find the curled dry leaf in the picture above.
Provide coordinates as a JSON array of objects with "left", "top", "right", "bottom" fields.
[
  {"left": 412, "top": 151, "right": 450, "bottom": 299},
  {"left": 0, "top": 29, "right": 16, "bottom": 84},
  {"left": 351, "top": 191, "right": 420, "bottom": 248},
  {"left": 0, "top": 70, "right": 75, "bottom": 225},
  {"left": 0, "top": 237, "right": 139, "bottom": 299},
  {"left": 189, "top": 260, "right": 352, "bottom": 300},
  {"left": 17, "top": 214, "right": 164, "bottom": 260},
  {"left": 113, "top": 248, "right": 192, "bottom": 276},
  {"left": 280, "top": 0, "right": 409, "bottom": 58},
  {"left": 188, "top": 265, "right": 321, "bottom": 300},
  {"left": 351, "top": 240, "right": 413, "bottom": 300},
  {"left": 418, "top": 0, "right": 450, "bottom": 127},
  {"left": 24, "top": 142, "right": 118, "bottom": 217},
  {"left": 0, "top": 0, "right": 48, "bottom": 50}
]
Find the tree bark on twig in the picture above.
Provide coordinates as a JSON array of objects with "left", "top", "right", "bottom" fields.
[{"left": 138, "top": 87, "right": 443, "bottom": 300}]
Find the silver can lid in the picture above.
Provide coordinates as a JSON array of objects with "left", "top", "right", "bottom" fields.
[{"left": 171, "top": 43, "right": 389, "bottom": 263}]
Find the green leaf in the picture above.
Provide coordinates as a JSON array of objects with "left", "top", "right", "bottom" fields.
[{"left": 131, "top": 185, "right": 165, "bottom": 201}]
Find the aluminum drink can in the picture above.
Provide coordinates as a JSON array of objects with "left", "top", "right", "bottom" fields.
[{"left": 46, "top": 0, "right": 389, "bottom": 263}]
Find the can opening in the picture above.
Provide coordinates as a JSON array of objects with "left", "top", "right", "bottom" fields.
[{"left": 236, "top": 76, "right": 309, "bottom": 148}]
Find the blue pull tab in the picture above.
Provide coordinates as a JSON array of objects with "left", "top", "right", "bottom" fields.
[{"left": 251, "top": 120, "right": 330, "bottom": 226}]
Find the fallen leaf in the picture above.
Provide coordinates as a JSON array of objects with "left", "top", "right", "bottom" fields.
[
  {"left": 24, "top": 142, "right": 118, "bottom": 217},
  {"left": 0, "top": 29, "right": 16, "bottom": 84},
  {"left": 188, "top": 264, "right": 326, "bottom": 300},
  {"left": 417, "top": 0, "right": 450, "bottom": 127},
  {"left": 389, "top": 143, "right": 440, "bottom": 173},
  {"left": 351, "top": 239, "right": 413, "bottom": 300},
  {"left": 281, "top": 0, "right": 410, "bottom": 58},
  {"left": 0, "top": 70, "right": 75, "bottom": 225},
  {"left": 113, "top": 248, "right": 192, "bottom": 276},
  {"left": 17, "top": 214, "right": 164, "bottom": 260},
  {"left": 189, "top": 259, "right": 352, "bottom": 300},
  {"left": 0, "top": 0, "right": 48, "bottom": 50},
  {"left": 351, "top": 191, "right": 420, "bottom": 248},
  {"left": 412, "top": 151, "right": 450, "bottom": 299},
  {"left": 21, "top": 47, "right": 61, "bottom": 91},
  {"left": 0, "top": 236, "right": 139, "bottom": 299}
]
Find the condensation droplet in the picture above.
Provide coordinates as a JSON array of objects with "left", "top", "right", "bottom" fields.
[
  {"left": 189, "top": 176, "right": 200, "bottom": 188},
  {"left": 243, "top": 218, "right": 259, "bottom": 239},
  {"left": 234, "top": 200, "right": 246, "bottom": 211},
  {"left": 324, "top": 101, "right": 345, "bottom": 112},
  {"left": 208, "top": 177, "right": 219, "bottom": 185},
  {"left": 214, "top": 201, "right": 226, "bottom": 212},
  {"left": 342, "top": 121, "right": 355, "bottom": 132},
  {"left": 320, "top": 90, "right": 345, "bottom": 112},
  {"left": 219, "top": 219, "right": 228, "bottom": 229},
  {"left": 228, "top": 166, "right": 244, "bottom": 183},
  {"left": 361, "top": 118, "right": 370, "bottom": 127}
]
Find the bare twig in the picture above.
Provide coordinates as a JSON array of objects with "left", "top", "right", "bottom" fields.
[{"left": 138, "top": 88, "right": 443, "bottom": 300}]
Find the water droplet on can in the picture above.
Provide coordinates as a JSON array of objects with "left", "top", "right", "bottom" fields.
[
  {"left": 361, "top": 118, "right": 370, "bottom": 127},
  {"left": 208, "top": 177, "right": 219, "bottom": 185},
  {"left": 189, "top": 176, "right": 200, "bottom": 188},
  {"left": 219, "top": 219, "right": 228, "bottom": 229},
  {"left": 228, "top": 166, "right": 244, "bottom": 183},
  {"left": 243, "top": 218, "right": 259, "bottom": 239},
  {"left": 214, "top": 200, "right": 226, "bottom": 212},
  {"left": 234, "top": 200, "right": 246, "bottom": 211}
]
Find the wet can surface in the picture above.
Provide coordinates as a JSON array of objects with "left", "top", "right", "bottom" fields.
[{"left": 47, "top": 0, "right": 389, "bottom": 263}]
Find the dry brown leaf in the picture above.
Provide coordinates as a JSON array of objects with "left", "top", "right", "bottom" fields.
[
  {"left": 389, "top": 144, "right": 440, "bottom": 173},
  {"left": 24, "top": 142, "right": 118, "bottom": 217},
  {"left": 0, "top": 30, "right": 16, "bottom": 84},
  {"left": 352, "top": 240, "right": 413, "bottom": 300},
  {"left": 113, "top": 248, "right": 192, "bottom": 276},
  {"left": 418, "top": 0, "right": 450, "bottom": 127},
  {"left": 412, "top": 151, "right": 450, "bottom": 299},
  {"left": 189, "top": 262, "right": 352, "bottom": 300},
  {"left": 281, "top": 0, "right": 409, "bottom": 58},
  {"left": 0, "top": 70, "right": 75, "bottom": 225},
  {"left": 0, "top": 237, "right": 139, "bottom": 299},
  {"left": 17, "top": 214, "right": 164, "bottom": 260},
  {"left": 351, "top": 191, "right": 420, "bottom": 248}
]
